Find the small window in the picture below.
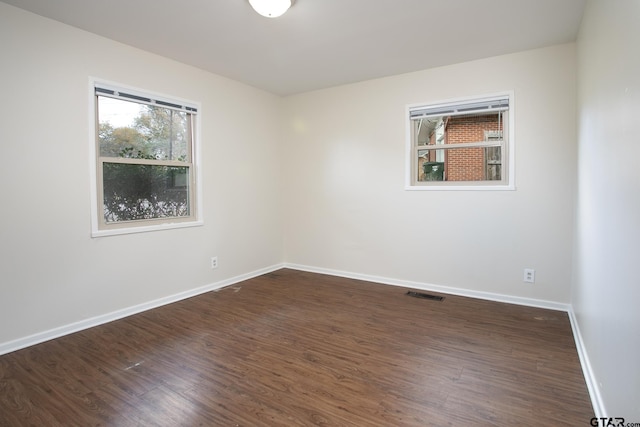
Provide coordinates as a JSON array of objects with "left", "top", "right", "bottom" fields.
[
  {"left": 406, "top": 93, "right": 514, "bottom": 190},
  {"left": 91, "top": 81, "right": 201, "bottom": 236}
]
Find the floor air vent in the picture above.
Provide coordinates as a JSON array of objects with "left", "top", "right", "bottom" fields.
[{"left": 406, "top": 291, "right": 444, "bottom": 301}]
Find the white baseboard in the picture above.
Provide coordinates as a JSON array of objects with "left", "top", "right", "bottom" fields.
[
  {"left": 284, "top": 263, "right": 570, "bottom": 311},
  {"left": 0, "top": 263, "right": 285, "bottom": 356},
  {"left": 567, "top": 307, "right": 606, "bottom": 418}
]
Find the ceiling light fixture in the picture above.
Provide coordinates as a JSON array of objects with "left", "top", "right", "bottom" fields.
[{"left": 249, "top": 0, "right": 292, "bottom": 18}]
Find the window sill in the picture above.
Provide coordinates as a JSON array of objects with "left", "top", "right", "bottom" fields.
[
  {"left": 91, "top": 219, "right": 204, "bottom": 238},
  {"left": 405, "top": 183, "right": 516, "bottom": 191}
]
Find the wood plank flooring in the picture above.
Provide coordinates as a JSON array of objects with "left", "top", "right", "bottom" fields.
[{"left": 0, "top": 269, "right": 593, "bottom": 426}]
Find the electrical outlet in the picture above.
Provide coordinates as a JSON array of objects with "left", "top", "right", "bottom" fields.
[
  {"left": 523, "top": 268, "right": 535, "bottom": 283},
  {"left": 211, "top": 256, "right": 218, "bottom": 269}
]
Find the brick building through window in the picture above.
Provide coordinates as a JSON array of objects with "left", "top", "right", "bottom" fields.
[
  {"left": 444, "top": 114, "right": 502, "bottom": 181},
  {"left": 409, "top": 94, "right": 511, "bottom": 188}
]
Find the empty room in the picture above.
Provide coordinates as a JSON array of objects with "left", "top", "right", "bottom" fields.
[{"left": 0, "top": 0, "right": 638, "bottom": 425}]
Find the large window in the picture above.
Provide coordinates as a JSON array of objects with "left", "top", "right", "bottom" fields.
[
  {"left": 406, "top": 93, "right": 514, "bottom": 190},
  {"left": 91, "top": 81, "right": 201, "bottom": 236}
]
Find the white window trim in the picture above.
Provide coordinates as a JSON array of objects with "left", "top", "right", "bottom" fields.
[
  {"left": 88, "top": 77, "right": 204, "bottom": 237},
  {"left": 405, "top": 91, "right": 515, "bottom": 191}
]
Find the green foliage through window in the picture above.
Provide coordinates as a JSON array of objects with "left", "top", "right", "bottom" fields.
[{"left": 95, "top": 88, "right": 196, "bottom": 226}]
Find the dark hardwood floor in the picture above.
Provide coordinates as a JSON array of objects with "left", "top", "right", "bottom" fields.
[{"left": 0, "top": 269, "right": 593, "bottom": 426}]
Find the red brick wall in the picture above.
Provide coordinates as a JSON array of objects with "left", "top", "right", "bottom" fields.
[{"left": 445, "top": 114, "right": 502, "bottom": 181}]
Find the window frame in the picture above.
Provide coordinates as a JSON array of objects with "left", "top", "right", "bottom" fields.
[
  {"left": 89, "top": 78, "right": 203, "bottom": 237},
  {"left": 405, "top": 92, "right": 515, "bottom": 191}
]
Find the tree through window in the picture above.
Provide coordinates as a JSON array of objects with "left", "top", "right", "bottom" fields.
[{"left": 93, "top": 83, "right": 199, "bottom": 234}]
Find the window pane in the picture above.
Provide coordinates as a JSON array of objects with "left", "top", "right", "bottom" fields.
[
  {"left": 98, "top": 97, "right": 190, "bottom": 162},
  {"left": 417, "top": 147, "right": 502, "bottom": 182},
  {"left": 102, "top": 163, "right": 190, "bottom": 223}
]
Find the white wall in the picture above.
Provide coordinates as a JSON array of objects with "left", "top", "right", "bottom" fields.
[
  {"left": 574, "top": 0, "right": 640, "bottom": 419},
  {"left": 283, "top": 44, "right": 577, "bottom": 304},
  {"left": 0, "top": 3, "right": 283, "bottom": 347}
]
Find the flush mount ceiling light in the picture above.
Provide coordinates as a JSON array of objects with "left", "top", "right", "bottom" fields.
[{"left": 249, "top": 0, "right": 292, "bottom": 18}]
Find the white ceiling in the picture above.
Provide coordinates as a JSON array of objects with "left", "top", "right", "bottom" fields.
[{"left": 1, "top": 0, "right": 586, "bottom": 96}]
